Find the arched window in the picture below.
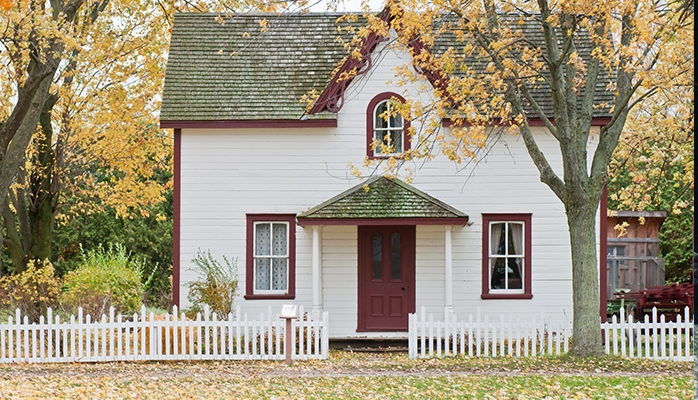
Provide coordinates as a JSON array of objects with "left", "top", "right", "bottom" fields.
[{"left": 366, "top": 93, "right": 410, "bottom": 158}]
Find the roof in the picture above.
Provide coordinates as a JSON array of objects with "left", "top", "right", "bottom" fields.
[
  {"left": 161, "top": 13, "right": 357, "bottom": 122},
  {"left": 297, "top": 176, "right": 469, "bottom": 225},
  {"left": 161, "top": 12, "right": 615, "bottom": 123}
]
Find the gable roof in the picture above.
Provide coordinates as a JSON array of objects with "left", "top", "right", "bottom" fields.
[
  {"left": 161, "top": 13, "right": 358, "bottom": 123},
  {"left": 297, "top": 176, "right": 469, "bottom": 225},
  {"left": 161, "top": 12, "right": 614, "bottom": 125}
]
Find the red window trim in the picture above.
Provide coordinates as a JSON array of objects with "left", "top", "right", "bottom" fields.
[
  {"left": 481, "top": 213, "right": 533, "bottom": 299},
  {"left": 244, "top": 214, "right": 297, "bottom": 300},
  {"left": 366, "top": 92, "right": 411, "bottom": 160}
]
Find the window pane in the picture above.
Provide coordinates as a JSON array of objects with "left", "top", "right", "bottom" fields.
[
  {"left": 255, "top": 223, "right": 271, "bottom": 256},
  {"left": 272, "top": 223, "right": 287, "bottom": 256},
  {"left": 372, "top": 232, "right": 382, "bottom": 280},
  {"left": 375, "top": 102, "right": 388, "bottom": 129},
  {"left": 255, "top": 258, "right": 270, "bottom": 290},
  {"left": 272, "top": 258, "right": 288, "bottom": 291},
  {"left": 507, "top": 258, "right": 523, "bottom": 289},
  {"left": 508, "top": 223, "right": 523, "bottom": 255},
  {"left": 389, "top": 113, "right": 403, "bottom": 129},
  {"left": 389, "top": 129, "right": 403, "bottom": 153},
  {"left": 490, "top": 258, "right": 505, "bottom": 289},
  {"left": 391, "top": 232, "right": 401, "bottom": 280},
  {"left": 490, "top": 223, "right": 505, "bottom": 255}
]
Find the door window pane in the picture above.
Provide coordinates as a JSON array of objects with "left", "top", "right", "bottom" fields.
[
  {"left": 372, "top": 232, "right": 382, "bottom": 280},
  {"left": 391, "top": 232, "right": 401, "bottom": 280}
]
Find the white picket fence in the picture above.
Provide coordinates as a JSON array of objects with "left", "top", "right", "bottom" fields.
[
  {"left": 0, "top": 305, "right": 329, "bottom": 363},
  {"left": 408, "top": 306, "right": 694, "bottom": 360},
  {"left": 601, "top": 306, "right": 693, "bottom": 361},
  {"left": 408, "top": 307, "right": 572, "bottom": 359}
]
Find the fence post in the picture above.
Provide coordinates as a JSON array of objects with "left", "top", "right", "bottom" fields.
[{"left": 280, "top": 304, "right": 298, "bottom": 365}]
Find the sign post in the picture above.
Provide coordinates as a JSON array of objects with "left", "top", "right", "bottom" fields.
[{"left": 280, "top": 304, "right": 298, "bottom": 365}]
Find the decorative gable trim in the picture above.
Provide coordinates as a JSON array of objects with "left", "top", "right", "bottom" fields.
[
  {"left": 308, "top": 9, "right": 450, "bottom": 116},
  {"left": 308, "top": 11, "right": 392, "bottom": 114}
]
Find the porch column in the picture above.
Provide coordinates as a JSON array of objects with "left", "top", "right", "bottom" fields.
[
  {"left": 444, "top": 226, "right": 453, "bottom": 315},
  {"left": 312, "top": 226, "right": 323, "bottom": 316}
]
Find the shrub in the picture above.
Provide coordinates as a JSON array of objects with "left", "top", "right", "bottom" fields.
[
  {"left": 186, "top": 249, "right": 238, "bottom": 317},
  {"left": 61, "top": 244, "right": 144, "bottom": 317},
  {"left": 0, "top": 259, "right": 61, "bottom": 322}
]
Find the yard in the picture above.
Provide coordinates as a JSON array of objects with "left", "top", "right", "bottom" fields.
[{"left": 0, "top": 351, "right": 691, "bottom": 399}]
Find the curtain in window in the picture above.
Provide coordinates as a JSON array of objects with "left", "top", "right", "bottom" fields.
[
  {"left": 508, "top": 222, "right": 524, "bottom": 289},
  {"left": 490, "top": 223, "right": 505, "bottom": 289},
  {"left": 255, "top": 222, "right": 288, "bottom": 292},
  {"left": 255, "top": 259, "right": 271, "bottom": 290}
]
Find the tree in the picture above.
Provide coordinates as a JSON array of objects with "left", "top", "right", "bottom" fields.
[
  {"left": 357, "top": 0, "right": 693, "bottom": 356},
  {"left": 1, "top": 0, "right": 288, "bottom": 274},
  {"left": 0, "top": 0, "right": 173, "bottom": 273},
  {"left": 608, "top": 88, "right": 693, "bottom": 283}
]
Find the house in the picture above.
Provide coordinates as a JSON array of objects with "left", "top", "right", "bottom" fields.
[{"left": 159, "top": 11, "right": 613, "bottom": 339}]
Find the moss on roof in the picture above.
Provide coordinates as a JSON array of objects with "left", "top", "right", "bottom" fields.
[
  {"left": 161, "top": 13, "right": 359, "bottom": 121},
  {"left": 297, "top": 176, "right": 469, "bottom": 220},
  {"left": 161, "top": 12, "right": 615, "bottom": 122}
]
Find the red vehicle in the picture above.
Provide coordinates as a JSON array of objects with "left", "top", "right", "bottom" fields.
[{"left": 614, "top": 282, "right": 694, "bottom": 321}]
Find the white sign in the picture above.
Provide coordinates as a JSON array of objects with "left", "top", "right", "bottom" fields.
[{"left": 280, "top": 304, "right": 298, "bottom": 319}]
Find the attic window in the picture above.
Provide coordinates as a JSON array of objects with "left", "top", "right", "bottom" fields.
[{"left": 366, "top": 92, "right": 411, "bottom": 159}]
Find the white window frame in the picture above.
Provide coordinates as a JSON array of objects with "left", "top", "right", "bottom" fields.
[
  {"left": 373, "top": 99, "right": 404, "bottom": 157},
  {"left": 488, "top": 220, "right": 525, "bottom": 294},
  {"left": 252, "top": 221, "right": 290, "bottom": 295}
]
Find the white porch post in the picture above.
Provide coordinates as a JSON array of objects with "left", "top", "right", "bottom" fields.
[
  {"left": 312, "top": 226, "right": 323, "bottom": 317},
  {"left": 444, "top": 226, "right": 453, "bottom": 315}
]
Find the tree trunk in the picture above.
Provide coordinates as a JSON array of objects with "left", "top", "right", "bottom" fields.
[
  {"left": 567, "top": 203, "right": 605, "bottom": 356},
  {"left": 28, "top": 95, "right": 58, "bottom": 262}
]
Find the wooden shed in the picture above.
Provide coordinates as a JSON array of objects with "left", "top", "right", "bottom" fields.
[{"left": 606, "top": 210, "right": 667, "bottom": 299}]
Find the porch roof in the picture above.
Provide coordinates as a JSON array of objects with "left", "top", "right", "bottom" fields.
[{"left": 297, "top": 176, "right": 469, "bottom": 226}]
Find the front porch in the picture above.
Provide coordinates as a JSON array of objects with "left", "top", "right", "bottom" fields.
[{"left": 297, "top": 176, "right": 469, "bottom": 337}]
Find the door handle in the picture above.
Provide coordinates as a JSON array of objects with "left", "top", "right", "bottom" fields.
[{"left": 401, "top": 287, "right": 405, "bottom": 291}]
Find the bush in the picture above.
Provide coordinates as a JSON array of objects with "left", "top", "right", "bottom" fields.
[
  {"left": 0, "top": 259, "right": 61, "bottom": 322},
  {"left": 186, "top": 249, "right": 238, "bottom": 317},
  {"left": 61, "top": 244, "right": 144, "bottom": 317}
]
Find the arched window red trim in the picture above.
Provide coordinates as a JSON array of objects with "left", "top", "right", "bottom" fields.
[{"left": 366, "top": 92, "right": 411, "bottom": 159}]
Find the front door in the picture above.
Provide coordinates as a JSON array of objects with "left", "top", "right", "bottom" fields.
[{"left": 357, "top": 225, "right": 415, "bottom": 331}]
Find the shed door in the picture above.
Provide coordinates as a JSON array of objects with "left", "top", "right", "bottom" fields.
[{"left": 358, "top": 226, "right": 415, "bottom": 331}]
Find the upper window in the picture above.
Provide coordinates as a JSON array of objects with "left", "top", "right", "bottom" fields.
[
  {"left": 481, "top": 214, "right": 532, "bottom": 299},
  {"left": 245, "top": 214, "right": 296, "bottom": 300},
  {"left": 366, "top": 92, "right": 411, "bottom": 159}
]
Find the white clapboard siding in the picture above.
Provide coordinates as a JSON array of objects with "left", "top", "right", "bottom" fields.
[
  {"left": 0, "top": 305, "right": 328, "bottom": 363},
  {"left": 601, "top": 306, "right": 693, "bottom": 361},
  {"left": 409, "top": 306, "right": 693, "bottom": 361}
]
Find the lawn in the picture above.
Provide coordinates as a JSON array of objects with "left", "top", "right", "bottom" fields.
[{"left": 0, "top": 351, "right": 691, "bottom": 399}]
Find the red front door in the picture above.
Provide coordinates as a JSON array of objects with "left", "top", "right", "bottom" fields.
[{"left": 358, "top": 225, "right": 415, "bottom": 331}]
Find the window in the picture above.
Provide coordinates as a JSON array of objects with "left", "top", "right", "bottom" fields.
[
  {"left": 245, "top": 214, "right": 296, "bottom": 299},
  {"left": 366, "top": 92, "right": 411, "bottom": 158},
  {"left": 481, "top": 214, "right": 532, "bottom": 299}
]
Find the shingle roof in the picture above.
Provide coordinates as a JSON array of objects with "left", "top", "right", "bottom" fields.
[
  {"left": 161, "top": 13, "right": 357, "bottom": 121},
  {"left": 297, "top": 176, "right": 469, "bottom": 221},
  {"left": 161, "top": 12, "right": 615, "bottom": 122}
]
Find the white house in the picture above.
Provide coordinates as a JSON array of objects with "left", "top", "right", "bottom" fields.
[{"left": 160, "top": 11, "right": 611, "bottom": 339}]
